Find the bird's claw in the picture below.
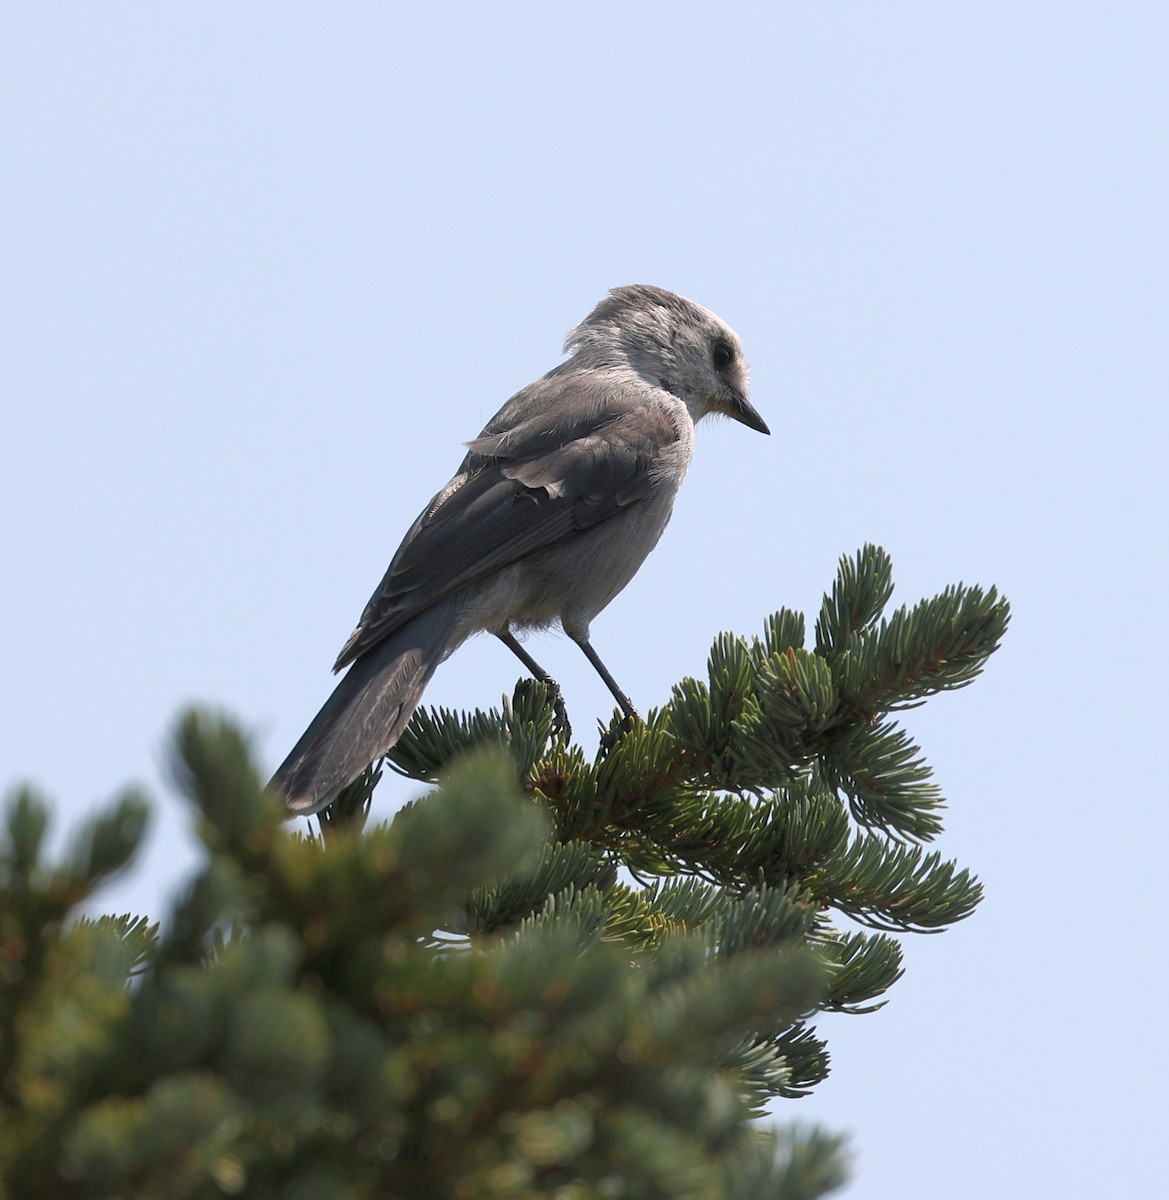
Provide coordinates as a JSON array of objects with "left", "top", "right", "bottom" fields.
[
  {"left": 549, "top": 685, "right": 572, "bottom": 743},
  {"left": 598, "top": 710, "right": 639, "bottom": 755},
  {"left": 512, "top": 677, "right": 572, "bottom": 744}
]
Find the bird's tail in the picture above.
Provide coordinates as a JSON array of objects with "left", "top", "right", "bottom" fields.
[{"left": 271, "top": 600, "right": 459, "bottom": 816}]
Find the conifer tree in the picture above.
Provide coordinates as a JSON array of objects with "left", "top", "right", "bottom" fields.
[{"left": 0, "top": 545, "right": 1008, "bottom": 1199}]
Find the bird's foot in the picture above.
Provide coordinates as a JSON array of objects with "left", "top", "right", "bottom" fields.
[
  {"left": 549, "top": 685, "right": 572, "bottom": 743},
  {"left": 598, "top": 710, "right": 639, "bottom": 755},
  {"left": 512, "top": 677, "right": 572, "bottom": 744}
]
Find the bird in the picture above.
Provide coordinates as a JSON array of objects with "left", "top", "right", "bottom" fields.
[{"left": 271, "top": 284, "right": 769, "bottom": 816}]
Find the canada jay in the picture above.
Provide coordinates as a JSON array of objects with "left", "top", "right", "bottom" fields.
[{"left": 272, "top": 285, "right": 769, "bottom": 815}]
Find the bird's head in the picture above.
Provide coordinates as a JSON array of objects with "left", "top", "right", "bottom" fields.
[{"left": 565, "top": 284, "right": 769, "bottom": 435}]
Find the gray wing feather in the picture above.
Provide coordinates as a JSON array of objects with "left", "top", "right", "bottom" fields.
[
  {"left": 335, "top": 374, "right": 679, "bottom": 670},
  {"left": 464, "top": 364, "right": 630, "bottom": 458}
]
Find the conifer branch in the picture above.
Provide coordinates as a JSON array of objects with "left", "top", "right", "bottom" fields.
[{"left": 1, "top": 546, "right": 1006, "bottom": 1198}]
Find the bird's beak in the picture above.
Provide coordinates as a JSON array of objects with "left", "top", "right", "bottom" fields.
[{"left": 727, "top": 391, "right": 770, "bottom": 435}]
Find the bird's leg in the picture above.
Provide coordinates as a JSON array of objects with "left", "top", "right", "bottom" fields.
[
  {"left": 568, "top": 634, "right": 641, "bottom": 751},
  {"left": 496, "top": 629, "right": 572, "bottom": 741}
]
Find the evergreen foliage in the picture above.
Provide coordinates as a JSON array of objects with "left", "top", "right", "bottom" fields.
[{"left": 0, "top": 546, "right": 1008, "bottom": 1198}]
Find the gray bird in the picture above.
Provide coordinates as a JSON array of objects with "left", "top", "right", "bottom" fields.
[{"left": 272, "top": 285, "right": 769, "bottom": 815}]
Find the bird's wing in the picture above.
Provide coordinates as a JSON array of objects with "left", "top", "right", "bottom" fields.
[{"left": 334, "top": 377, "right": 681, "bottom": 670}]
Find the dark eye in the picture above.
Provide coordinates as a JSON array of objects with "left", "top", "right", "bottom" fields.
[{"left": 712, "top": 338, "right": 735, "bottom": 371}]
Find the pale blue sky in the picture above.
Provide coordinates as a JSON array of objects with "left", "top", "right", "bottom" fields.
[{"left": 3, "top": 5, "right": 1166, "bottom": 1196}]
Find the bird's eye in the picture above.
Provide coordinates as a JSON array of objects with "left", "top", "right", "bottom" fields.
[{"left": 712, "top": 338, "right": 735, "bottom": 371}]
